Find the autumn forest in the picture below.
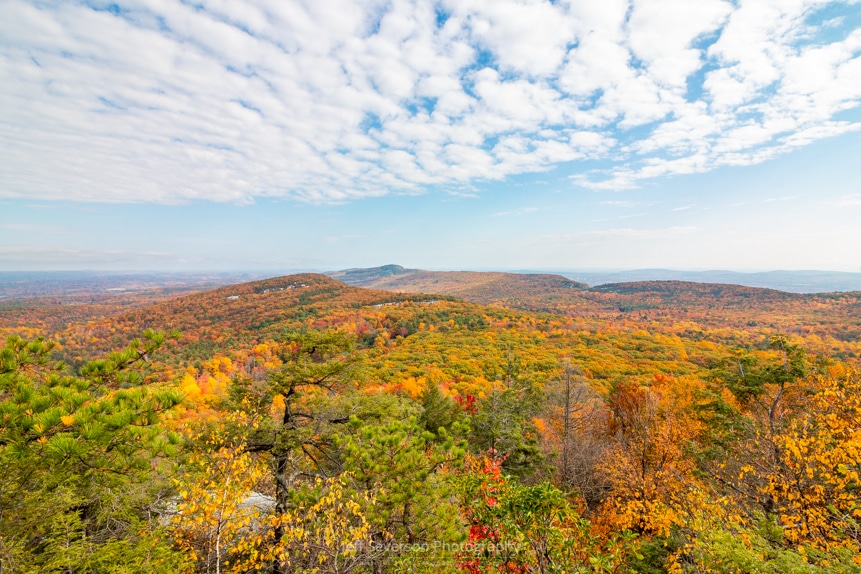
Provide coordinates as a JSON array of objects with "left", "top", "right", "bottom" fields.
[{"left": 3, "top": 268, "right": 861, "bottom": 573}]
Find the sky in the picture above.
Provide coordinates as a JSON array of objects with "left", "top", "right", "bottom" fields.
[{"left": 1, "top": 0, "right": 861, "bottom": 272}]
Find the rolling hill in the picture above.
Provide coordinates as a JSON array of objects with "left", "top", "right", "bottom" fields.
[
  {"left": 46, "top": 273, "right": 456, "bottom": 366},
  {"left": 328, "top": 266, "right": 861, "bottom": 355},
  {"left": 330, "top": 266, "right": 587, "bottom": 301},
  {"left": 561, "top": 268, "right": 861, "bottom": 294},
  {"left": 4, "top": 268, "right": 861, "bottom": 369}
]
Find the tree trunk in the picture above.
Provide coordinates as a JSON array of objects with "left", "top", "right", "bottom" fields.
[
  {"left": 273, "top": 395, "right": 294, "bottom": 574},
  {"left": 272, "top": 447, "right": 290, "bottom": 574},
  {"left": 561, "top": 360, "right": 572, "bottom": 483}
]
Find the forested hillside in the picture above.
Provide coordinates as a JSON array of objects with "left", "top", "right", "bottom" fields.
[
  {"left": 334, "top": 268, "right": 861, "bottom": 359},
  {"left": 0, "top": 271, "right": 263, "bottom": 342},
  {"left": 2, "top": 272, "right": 861, "bottom": 573}
]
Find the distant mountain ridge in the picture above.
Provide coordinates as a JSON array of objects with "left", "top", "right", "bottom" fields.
[
  {"left": 329, "top": 265, "right": 861, "bottom": 294},
  {"left": 323, "top": 267, "right": 861, "bottom": 343},
  {"left": 326, "top": 266, "right": 588, "bottom": 297},
  {"left": 327, "top": 264, "right": 419, "bottom": 283},
  {"left": 558, "top": 269, "right": 861, "bottom": 294}
]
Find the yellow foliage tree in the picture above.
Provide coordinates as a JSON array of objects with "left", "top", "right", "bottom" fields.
[
  {"left": 753, "top": 366, "right": 861, "bottom": 550},
  {"left": 267, "top": 475, "right": 377, "bottom": 574},
  {"left": 171, "top": 441, "right": 268, "bottom": 574}
]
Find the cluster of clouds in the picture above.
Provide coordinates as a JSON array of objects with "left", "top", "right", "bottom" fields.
[{"left": 1, "top": 0, "right": 860, "bottom": 203}]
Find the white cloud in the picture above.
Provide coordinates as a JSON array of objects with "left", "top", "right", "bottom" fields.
[
  {"left": 627, "top": 0, "right": 733, "bottom": 89},
  {"left": 533, "top": 225, "right": 698, "bottom": 244},
  {"left": 492, "top": 206, "right": 537, "bottom": 217},
  {"left": 593, "top": 212, "right": 649, "bottom": 222},
  {"left": 0, "top": 222, "right": 68, "bottom": 233},
  {"left": 837, "top": 194, "right": 861, "bottom": 205},
  {"left": 1, "top": 0, "right": 860, "bottom": 203},
  {"left": 601, "top": 200, "right": 641, "bottom": 207}
]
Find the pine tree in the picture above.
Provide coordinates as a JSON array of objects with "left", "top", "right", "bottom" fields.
[
  {"left": 228, "top": 330, "right": 357, "bottom": 574},
  {"left": 0, "top": 332, "right": 188, "bottom": 572},
  {"left": 338, "top": 415, "right": 465, "bottom": 572}
]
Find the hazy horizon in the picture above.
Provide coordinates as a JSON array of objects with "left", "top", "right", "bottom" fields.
[
  {"left": 5, "top": 266, "right": 861, "bottom": 296},
  {"left": 3, "top": 266, "right": 861, "bottom": 274}
]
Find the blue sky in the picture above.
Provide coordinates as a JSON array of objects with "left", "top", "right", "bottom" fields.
[{"left": 2, "top": 0, "right": 861, "bottom": 272}]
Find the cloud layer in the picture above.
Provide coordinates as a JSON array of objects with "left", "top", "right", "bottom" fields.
[{"left": 2, "top": 0, "right": 860, "bottom": 203}]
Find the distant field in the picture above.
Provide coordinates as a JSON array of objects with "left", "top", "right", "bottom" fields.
[
  {"left": 0, "top": 271, "right": 270, "bottom": 300},
  {"left": 0, "top": 271, "right": 268, "bottom": 341}
]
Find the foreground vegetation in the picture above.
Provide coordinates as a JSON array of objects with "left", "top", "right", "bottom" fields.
[{"left": 2, "top": 274, "right": 861, "bottom": 573}]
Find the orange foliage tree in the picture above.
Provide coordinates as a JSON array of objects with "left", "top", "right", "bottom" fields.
[{"left": 596, "top": 375, "right": 704, "bottom": 538}]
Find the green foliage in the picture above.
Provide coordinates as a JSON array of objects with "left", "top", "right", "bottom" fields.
[
  {"left": 627, "top": 533, "right": 682, "bottom": 574},
  {"left": 227, "top": 330, "right": 358, "bottom": 462},
  {"left": 78, "top": 329, "right": 180, "bottom": 388},
  {"left": 0, "top": 335, "right": 63, "bottom": 380},
  {"left": 713, "top": 335, "right": 809, "bottom": 406},
  {"left": 339, "top": 415, "right": 465, "bottom": 558},
  {"left": 269, "top": 330, "right": 357, "bottom": 395},
  {"left": 684, "top": 519, "right": 861, "bottom": 574},
  {"left": 470, "top": 380, "right": 544, "bottom": 478},
  {"left": 0, "top": 334, "right": 187, "bottom": 573},
  {"left": 220, "top": 330, "right": 360, "bottom": 574},
  {"left": 419, "top": 380, "right": 465, "bottom": 439}
]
